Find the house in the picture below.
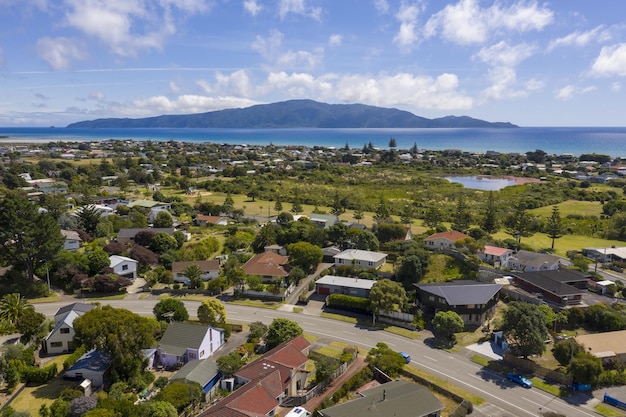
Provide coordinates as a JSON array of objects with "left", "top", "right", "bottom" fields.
[
  {"left": 310, "top": 213, "right": 339, "bottom": 229},
  {"left": 424, "top": 230, "right": 469, "bottom": 249},
  {"left": 109, "top": 255, "right": 138, "bottom": 280},
  {"left": 333, "top": 249, "right": 387, "bottom": 270},
  {"left": 316, "top": 275, "right": 376, "bottom": 298},
  {"left": 156, "top": 322, "right": 224, "bottom": 368},
  {"left": 322, "top": 246, "right": 342, "bottom": 263},
  {"left": 507, "top": 250, "right": 561, "bottom": 272},
  {"left": 194, "top": 214, "right": 229, "bottom": 226},
  {"left": 241, "top": 251, "right": 289, "bottom": 284},
  {"left": 44, "top": 302, "right": 95, "bottom": 354},
  {"left": 264, "top": 244, "right": 287, "bottom": 256},
  {"left": 170, "top": 359, "right": 221, "bottom": 397},
  {"left": 509, "top": 270, "right": 589, "bottom": 305},
  {"left": 415, "top": 280, "right": 502, "bottom": 327},
  {"left": 116, "top": 227, "right": 175, "bottom": 244},
  {"left": 199, "top": 335, "right": 310, "bottom": 417},
  {"left": 64, "top": 349, "right": 110, "bottom": 388},
  {"left": 478, "top": 245, "right": 514, "bottom": 266},
  {"left": 575, "top": 330, "right": 626, "bottom": 363},
  {"left": 583, "top": 247, "right": 626, "bottom": 263},
  {"left": 61, "top": 230, "right": 82, "bottom": 251},
  {"left": 172, "top": 260, "right": 220, "bottom": 283},
  {"left": 318, "top": 380, "right": 443, "bottom": 417}
]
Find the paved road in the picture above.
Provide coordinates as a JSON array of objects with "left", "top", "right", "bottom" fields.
[{"left": 35, "top": 299, "right": 601, "bottom": 417}]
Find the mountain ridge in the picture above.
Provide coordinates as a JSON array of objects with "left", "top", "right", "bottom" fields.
[{"left": 66, "top": 99, "right": 518, "bottom": 129}]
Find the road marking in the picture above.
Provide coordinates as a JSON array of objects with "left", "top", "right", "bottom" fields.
[
  {"left": 522, "top": 397, "right": 554, "bottom": 413},
  {"left": 303, "top": 322, "right": 317, "bottom": 326},
  {"left": 423, "top": 355, "right": 438, "bottom": 362},
  {"left": 344, "top": 331, "right": 356, "bottom": 335},
  {"left": 385, "top": 342, "right": 396, "bottom": 347}
]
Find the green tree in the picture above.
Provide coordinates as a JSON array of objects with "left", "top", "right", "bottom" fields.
[
  {"left": 313, "top": 354, "right": 341, "bottom": 384},
  {"left": 365, "top": 342, "right": 405, "bottom": 378},
  {"left": 153, "top": 211, "right": 173, "bottom": 228},
  {"left": 274, "top": 195, "right": 283, "bottom": 213},
  {"left": 73, "top": 305, "right": 160, "bottom": 383},
  {"left": 144, "top": 401, "right": 177, "bottom": 417},
  {"left": 423, "top": 206, "right": 443, "bottom": 229},
  {"left": 16, "top": 308, "right": 46, "bottom": 344},
  {"left": 223, "top": 193, "right": 235, "bottom": 215},
  {"left": 216, "top": 351, "right": 243, "bottom": 378},
  {"left": 481, "top": 191, "right": 499, "bottom": 233},
  {"left": 248, "top": 321, "right": 268, "bottom": 343},
  {"left": 395, "top": 248, "right": 429, "bottom": 289},
  {"left": 266, "top": 318, "right": 303, "bottom": 349},
  {"left": 87, "top": 248, "right": 111, "bottom": 276},
  {"left": 353, "top": 208, "right": 364, "bottom": 224},
  {"left": 149, "top": 232, "right": 178, "bottom": 254},
  {"left": 0, "top": 192, "right": 64, "bottom": 282},
  {"left": 286, "top": 241, "right": 322, "bottom": 273},
  {"left": 375, "top": 223, "right": 407, "bottom": 243},
  {"left": 432, "top": 311, "right": 464, "bottom": 346},
  {"left": 568, "top": 351, "right": 603, "bottom": 386},
  {"left": 330, "top": 191, "right": 345, "bottom": 217},
  {"left": 452, "top": 194, "right": 472, "bottom": 232},
  {"left": 369, "top": 279, "right": 407, "bottom": 324},
  {"left": 153, "top": 298, "right": 189, "bottom": 322},
  {"left": 291, "top": 192, "right": 303, "bottom": 215},
  {"left": 0, "top": 293, "right": 34, "bottom": 325},
  {"left": 76, "top": 205, "right": 101, "bottom": 237},
  {"left": 501, "top": 301, "right": 549, "bottom": 358},
  {"left": 197, "top": 298, "right": 226, "bottom": 326},
  {"left": 505, "top": 203, "right": 533, "bottom": 248},
  {"left": 154, "top": 381, "right": 203, "bottom": 412},
  {"left": 546, "top": 205, "right": 563, "bottom": 249},
  {"left": 553, "top": 338, "right": 584, "bottom": 367},
  {"left": 373, "top": 196, "right": 391, "bottom": 224},
  {"left": 181, "top": 263, "right": 203, "bottom": 289}
]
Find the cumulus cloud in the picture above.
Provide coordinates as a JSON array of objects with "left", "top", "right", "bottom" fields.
[
  {"left": 393, "top": 1, "right": 422, "bottom": 49},
  {"left": 36, "top": 37, "right": 86, "bottom": 70},
  {"left": 547, "top": 25, "right": 611, "bottom": 51},
  {"left": 555, "top": 84, "right": 596, "bottom": 100},
  {"left": 425, "top": 0, "right": 553, "bottom": 45},
  {"left": 475, "top": 41, "right": 536, "bottom": 67},
  {"left": 481, "top": 66, "right": 527, "bottom": 101},
  {"left": 252, "top": 30, "right": 323, "bottom": 70},
  {"left": 591, "top": 43, "right": 626, "bottom": 77},
  {"left": 329, "top": 34, "right": 342, "bottom": 46},
  {"left": 278, "top": 0, "right": 322, "bottom": 21},
  {"left": 132, "top": 95, "right": 258, "bottom": 114},
  {"left": 88, "top": 90, "right": 106, "bottom": 102},
  {"left": 251, "top": 29, "right": 284, "bottom": 60},
  {"left": 611, "top": 82, "right": 622, "bottom": 92},
  {"left": 243, "top": 0, "right": 263, "bottom": 16}
]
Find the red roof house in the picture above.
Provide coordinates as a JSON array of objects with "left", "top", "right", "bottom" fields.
[
  {"left": 241, "top": 251, "right": 289, "bottom": 283},
  {"left": 424, "top": 230, "right": 469, "bottom": 249}
]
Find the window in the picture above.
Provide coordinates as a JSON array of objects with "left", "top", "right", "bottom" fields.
[
  {"left": 428, "top": 295, "right": 435, "bottom": 302},
  {"left": 200, "top": 350, "right": 205, "bottom": 357},
  {"left": 188, "top": 352, "right": 197, "bottom": 360},
  {"left": 122, "top": 264, "right": 128, "bottom": 271},
  {"left": 368, "top": 262, "right": 373, "bottom": 267},
  {"left": 60, "top": 328, "right": 70, "bottom": 334},
  {"left": 50, "top": 342, "right": 62, "bottom": 348}
]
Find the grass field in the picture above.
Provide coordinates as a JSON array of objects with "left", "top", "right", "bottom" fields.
[
  {"left": 491, "top": 231, "right": 625, "bottom": 257},
  {"left": 529, "top": 200, "right": 604, "bottom": 218}
]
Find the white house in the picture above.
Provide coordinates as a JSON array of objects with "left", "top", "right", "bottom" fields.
[
  {"left": 64, "top": 350, "right": 110, "bottom": 387},
  {"left": 507, "top": 250, "right": 561, "bottom": 272},
  {"left": 333, "top": 249, "right": 387, "bottom": 270},
  {"left": 61, "top": 230, "right": 82, "bottom": 251},
  {"left": 44, "top": 303, "right": 95, "bottom": 354},
  {"left": 172, "top": 260, "right": 220, "bottom": 283},
  {"left": 478, "top": 245, "right": 514, "bottom": 266},
  {"left": 109, "top": 255, "right": 138, "bottom": 279},
  {"left": 424, "top": 231, "right": 469, "bottom": 250}
]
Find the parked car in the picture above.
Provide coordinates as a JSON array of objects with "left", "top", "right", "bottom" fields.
[
  {"left": 507, "top": 373, "right": 533, "bottom": 388},
  {"left": 399, "top": 351, "right": 411, "bottom": 364}
]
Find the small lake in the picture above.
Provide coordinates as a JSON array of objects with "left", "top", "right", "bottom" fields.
[{"left": 445, "top": 176, "right": 518, "bottom": 191}]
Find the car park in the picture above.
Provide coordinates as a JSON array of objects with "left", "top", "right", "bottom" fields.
[{"left": 507, "top": 373, "right": 533, "bottom": 388}]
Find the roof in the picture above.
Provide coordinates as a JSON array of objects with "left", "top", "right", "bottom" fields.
[
  {"left": 575, "top": 330, "right": 626, "bottom": 358},
  {"left": 333, "top": 249, "right": 387, "bottom": 263},
  {"left": 54, "top": 302, "right": 95, "bottom": 318},
  {"left": 511, "top": 270, "right": 588, "bottom": 297},
  {"left": 509, "top": 250, "right": 561, "bottom": 268},
  {"left": 172, "top": 260, "right": 220, "bottom": 274},
  {"left": 67, "top": 349, "right": 111, "bottom": 373},
  {"left": 316, "top": 275, "right": 376, "bottom": 291},
  {"left": 109, "top": 255, "right": 137, "bottom": 268},
  {"left": 481, "top": 245, "right": 512, "bottom": 256},
  {"left": 158, "top": 322, "right": 219, "bottom": 356},
  {"left": 309, "top": 213, "right": 339, "bottom": 228},
  {"left": 319, "top": 380, "right": 443, "bottom": 417},
  {"left": 415, "top": 280, "right": 503, "bottom": 305},
  {"left": 171, "top": 359, "right": 219, "bottom": 387},
  {"left": 241, "top": 251, "right": 289, "bottom": 277},
  {"left": 196, "top": 214, "right": 228, "bottom": 224},
  {"left": 61, "top": 230, "right": 82, "bottom": 241},
  {"left": 116, "top": 228, "right": 174, "bottom": 239},
  {"left": 127, "top": 199, "right": 169, "bottom": 208},
  {"left": 424, "top": 230, "right": 469, "bottom": 242}
]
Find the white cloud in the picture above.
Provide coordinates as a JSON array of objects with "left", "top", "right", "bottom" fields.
[
  {"left": 278, "top": 0, "right": 322, "bottom": 21},
  {"left": 475, "top": 41, "right": 536, "bottom": 67},
  {"left": 329, "top": 34, "right": 342, "bottom": 46},
  {"left": 132, "top": 95, "right": 258, "bottom": 114},
  {"left": 243, "top": 0, "right": 262, "bottom": 16},
  {"left": 169, "top": 81, "right": 180, "bottom": 94},
  {"left": 252, "top": 30, "right": 323, "bottom": 70},
  {"left": 548, "top": 26, "right": 611, "bottom": 51},
  {"left": 36, "top": 37, "right": 86, "bottom": 70},
  {"left": 611, "top": 82, "right": 622, "bottom": 92},
  {"left": 481, "top": 66, "right": 526, "bottom": 101},
  {"left": 525, "top": 78, "right": 544, "bottom": 92},
  {"left": 374, "top": 0, "right": 389, "bottom": 14},
  {"left": 555, "top": 84, "right": 596, "bottom": 101},
  {"left": 393, "top": 1, "right": 422, "bottom": 49},
  {"left": 251, "top": 29, "right": 284, "bottom": 60},
  {"left": 425, "top": 0, "right": 553, "bottom": 45},
  {"left": 88, "top": 90, "right": 106, "bottom": 102},
  {"left": 591, "top": 43, "right": 626, "bottom": 77}
]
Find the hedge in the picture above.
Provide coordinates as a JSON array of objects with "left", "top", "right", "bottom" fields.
[
  {"left": 24, "top": 363, "right": 58, "bottom": 384},
  {"left": 327, "top": 294, "right": 370, "bottom": 314}
]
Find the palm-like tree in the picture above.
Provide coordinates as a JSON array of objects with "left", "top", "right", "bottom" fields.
[
  {"left": 182, "top": 264, "right": 204, "bottom": 289},
  {"left": 0, "top": 293, "right": 34, "bottom": 324}
]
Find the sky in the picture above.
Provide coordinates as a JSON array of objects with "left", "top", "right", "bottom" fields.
[{"left": 1, "top": 0, "right": 626, "bottom": 127}]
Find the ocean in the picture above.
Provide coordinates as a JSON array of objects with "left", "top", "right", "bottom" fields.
[{"left": 1, "top": 126, "right": 626, "bottom": 158}]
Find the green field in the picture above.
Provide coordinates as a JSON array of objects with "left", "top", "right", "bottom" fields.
[
  {"left": 529, "top": 200, "right": 604, "bottom": 218},
  {"left": 492, "top": 231, "right": 624, "bottom": 257}
]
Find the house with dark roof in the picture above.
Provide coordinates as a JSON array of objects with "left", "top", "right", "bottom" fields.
[
  {"left": 116, "top": 227, "right": 175, "bottom": 244},
  {"left": 318, "top": 380, "right": 443, "bottom": 417},
  {"left": 509, "top": 270, "right": 589, "bottom": 305},
  {"left": 64, "top": 349, "right": 110, "bottom": 387},
  {"left": 507, "top": 250, "right": 561, "bottom": 272},
  {"left": 44, "top": 302, "right": 95, "bottom": 354},
  {"left": 198, "top": 335, "right": 310, "bottom": 417},
  {"left": 310, "top": 213, "right": 339, "bottom": 229},
  {"left": 415, "top": 280, "right": 502, "bottom": 327},
  {"left": 424, "top": 230, "right": 469, "bottom": 249},
  {"left": 170, "top": 359, "right": 221, "bottom": 397},
  {"left": 241, "top": 251, "right": 290, "bottom": 284},
  {"left": 156, "top": 322, "right": 224, "bottom": 368},
  {"left": 333, "top": 249, "right": 387, "bottom": 270}
]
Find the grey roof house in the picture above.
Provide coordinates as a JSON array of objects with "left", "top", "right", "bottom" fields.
[
  {"left": 156, "top": 322, "right": 224, "bottom": 369},
  {"left": 44, "top": 302, "right": 95, "bottom": 355},
  {"left": 316, "top": 275, "right": 376, "bottom": 298},
  {"left": 415, "top": 280, "right": 502, "bottom": 328},
  {"left": 170, "top": 359, "right": 221, "bottom": 396},
  {"left": 64, "top": 349, "right": 111, "bottom": 388}
]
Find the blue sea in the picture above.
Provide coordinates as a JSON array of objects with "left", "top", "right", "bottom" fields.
[{"left": 1, "top": 126, "right": 626, "bottom": 158}]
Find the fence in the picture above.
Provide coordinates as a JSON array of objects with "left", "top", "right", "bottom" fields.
[
  {"left": 502, "top": 352, "right": 572, "bottom": 386},
  {"left": 604, "top": 393, "right": 626, "bottom": 410}
]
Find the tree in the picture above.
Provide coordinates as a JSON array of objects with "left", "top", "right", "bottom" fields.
[
  {"left": 197, "top": 298, "right": 226, "bottom": 327},
  {"left": 154, "top": 381, "right": 203, "bottom": 412},
  {"left": 553, "top": 339, "right": 584, "bottom": 367},
  {"left": 330, "top": 191, "right": 345, "bottom": 217},
  {"left": 546, "top": 205, "right": 563, "bottom": 249},
  {"left": 216, "top": 351, "right": 243, "bottom": 378},
  {"left": 313, "top": 354, "right": 341, "bottom": 384},
  {"left": 144, "top": 401, "right": 177, "bottom": 417},
  {"left": 73, "top": 305, "right": 160, "bottom": 382},
  {"left": 505, "top": 203, "right": 533, "bottom": 247},
  {"left": 388, "top": 137, "right": 397, "bottom": 148},
  {"left": 274, "top": 195, "right": 283, "bottom": 213},
  {"left": 182, "top": 264, "right": 203, "bottom": 289},
  {"left": 223, "top": 193, "right": 234, "bottom": 215},
  {"left": 452, "top": 194, "right": 472, "bottom": 232},
  {"left": 76, "top": 205, "right": 101, "bottom": 237},
  {"left": 369, "top": 279, "right": 407, "bottom": 323},
  {"left": 568, "top": 351, "right": 603, "bottom": 386},
  {"left": 16, "top": 308, "right": 46, "bottom": 344},
  {"left": 365, "top": 342, "right": 405, "bottom": 378},
  {"left": 353, "top": 208, "right": 364, "bottom": 224},
  {"left": 248, "top": 321, "right": 268, "bottom": 343},
  {"left": 149, "top": 232, "right": 178, "bottom": 254},
  {"left": 0, "top": 192, "right": 64, "bottom": 282},
  {"left": 395, "top": 248, "right": 429, "bottom": 289},
  {"left": 501, "top": 301, "right": 549, "bottom": 358},
  {"left": 153, "top": 298, "right": 189, "bottom": 322},
  {"left": 0, "top": 293, "right": 34, "bottom": 325},
  {"left": 87, "top": 248, "right": 110, "bottom": 276},
  {"left": 266, "top": 318, "right": 303, "bottom": 349},
  {"left": 276, "top": 212, "right": 294, "bottom": 226},
  {"left": 153, "top": 211, "right": 173, "bottom": 228},
  {"left": 286, "top": 241, "right": 322, "bottom": 273},
  {"left": 432, "top": 311, "right": 464, "bottom": 346},
  {"left": 481, "top": 191, "right": 499, "bottom": 233},
  {"left": 423, "top": 206, "right": 443, "bottom": 229},
  {"left": 291, "top": 192, "right": 303, "bottom": 215},
  {"left": 375, "top": 223, "right": 407, "bottom": 243},
  {"left": 373, "top": 196, "right": 391, "bottom": 224}
]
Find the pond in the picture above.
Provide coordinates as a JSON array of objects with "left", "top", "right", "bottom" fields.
[{"left": 444, "top": 176, "right": 518, "bottom": 191}]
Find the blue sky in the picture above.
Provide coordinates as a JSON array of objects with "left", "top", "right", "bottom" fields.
[{"left": 2, "top": 0, "right": 626, "bottom": 127}]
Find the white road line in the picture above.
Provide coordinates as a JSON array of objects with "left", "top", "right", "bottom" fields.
[
  {"left": 423, "top": 355, "right": 438, "bottom": 362},
  {"left": 303, "top": 322, "right": 317, "bottom": 326},
  {"left": 344, "top": 331, "right": 356, "bottom": 335}
]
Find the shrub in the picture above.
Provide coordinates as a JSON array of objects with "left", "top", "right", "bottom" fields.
[
  {"left": 327, "top": 294, "right": 370, "bottom": 313},
  {"left": 23, "top": 363, "right": 57, "bottom": 384},
  {"left": 64, "top": 345, "right": 87, "bottom": 371}
]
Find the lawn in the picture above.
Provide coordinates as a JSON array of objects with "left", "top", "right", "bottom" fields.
[
  {"left": 530, "top": 200, "right": 604, "bottom": 218},
  {"left": 422, "top": 254, "right": 463, "bottom": 282},
  {"left": 491, "top": 231, "right": 625, "bottom": 257}
]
